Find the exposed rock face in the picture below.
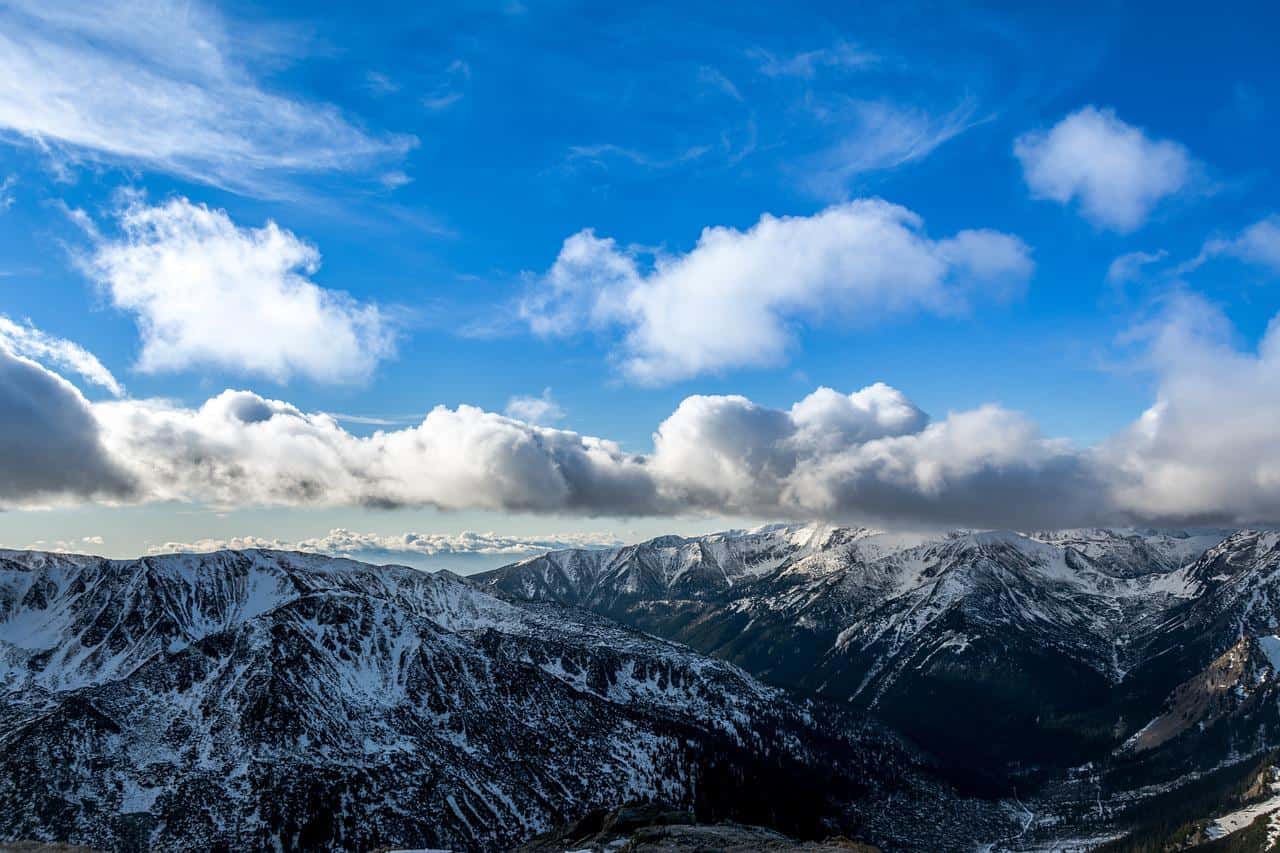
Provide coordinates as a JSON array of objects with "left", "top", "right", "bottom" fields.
[
  {"left": 480, "top": 526, "right": 1240, "bottom": 779},
  {"left": 0, "top": 548, "right": 1010, "bottom": 852}
]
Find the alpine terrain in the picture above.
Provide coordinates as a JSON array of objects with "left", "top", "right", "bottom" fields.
[{"left": 0, "top": 548, "right": 1016, "bottom": 852}]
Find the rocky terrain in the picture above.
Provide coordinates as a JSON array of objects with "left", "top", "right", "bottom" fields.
[
  {"left": 0, "top": 548, "right": 1014, "bottom": 852},
  {"left": 481, "top": 525, "right": 1280, "bottom": 848}
]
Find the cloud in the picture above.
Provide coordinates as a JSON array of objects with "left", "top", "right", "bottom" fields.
[
  {"left": 1014, "top": 106, "right": 1193, "bottom": 232},
  {"left": 92, "top": 389, "right": 663, "bottom": 514},
  {"left": 565, "top": 143, "right": 712, "bottom": 171},
  {"left": 505, "top": 388, "right": 566, "bottom": 425},
  {"left": 754, "top": 41, "right": 878, "bottom": 78},
  {"left": 522, "top": 199, "right": 1033, "bottom": 384},
  {"left": 646, "top": 386, "right": 1100, "bottom": 528},
  {"left": 0, "top": 315, "right": 124, "bottom": 396},
  {"left": 9, "top": 301, "right": 1280, "bottom": 526},
  {"left": 1198, "top": 216, "right": 1280, "bottom": 273},
  {"left": 422, "top": 60, "right": 471, "bottom": 112},
  {"left": 697, "top": 67, "right": 744, "bottom": 102},
  {"left": 801, "top": 99, "right": 978, "bottom": 197},
  {"left": 1106, "top": 250, "right": 1168, "bottom": 286},
  {"left": 1096, "top": 292, "right": 1280, "bottom": 524},
  {"left": 0, "top": 175, "right": 15, "bottom": 210},
  {"left": 78, "top": 381, "right": 1095, "bottom": 527},
  {"left": 0, "top": 347, "right": 133, "bottom": 507},
  {"left": 0, "top": 0, "right": 413, "bottom": 193},
  {"left": 148, "top": 528, "right": 622, "bottom": 561},
  {"left": 86, "top": 197, "right": 395, "bottom": 384}
]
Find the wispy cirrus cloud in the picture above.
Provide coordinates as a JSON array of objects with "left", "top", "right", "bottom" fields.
[
  {"left": 752, "top": 41, "right": 878, "bottom": 79},
  {"left": 799, "top": 98, "right": 981, "bottom": 198},
  {"left": 0, "top": 315, "right": 123, "bottom": 396},
  {"left": 0, "top": 0, "right": 414, "bottom": 194}
]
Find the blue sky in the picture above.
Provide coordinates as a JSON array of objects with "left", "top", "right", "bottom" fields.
[{"left": 1, "top": 0, "right": 1279, "bottom": 569}]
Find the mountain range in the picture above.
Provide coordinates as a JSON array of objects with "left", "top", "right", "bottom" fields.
[
  {"left": 5, "top": 527, "right": 1280, "bottom": 850},
  {"left": 478, "top": 524, "right": 1280, "bottom": 848}
]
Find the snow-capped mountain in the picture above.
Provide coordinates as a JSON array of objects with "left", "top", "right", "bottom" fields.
[
  {"left": 478, "top": 526, "right": 1249, "bottom": 779},
  {"left": 481, "top": 524, "right": 1280, "bottom": 847},
  {"left": 0, "top": 548, "right": 1014, "bottom": 852}
]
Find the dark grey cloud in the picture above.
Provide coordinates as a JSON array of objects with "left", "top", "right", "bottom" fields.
[{"left": 0, "top": 348, "right": 134, "bottom": 505}]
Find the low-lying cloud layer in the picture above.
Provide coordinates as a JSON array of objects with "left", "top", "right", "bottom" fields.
[{"left": 4, "top": 290, "right": 1280, "bottom": 529}]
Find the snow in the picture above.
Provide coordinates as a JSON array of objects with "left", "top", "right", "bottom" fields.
[
  {"left": 1205, "top": 789, "right": 1280, "bottom": 841},
  {"left": 1257, "top": 635, "right": 1280, "bottom": 671}
]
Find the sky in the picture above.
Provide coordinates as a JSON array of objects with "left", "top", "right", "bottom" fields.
[{"left": 2, "top": 0, "right": 1280, "bottom": 571}]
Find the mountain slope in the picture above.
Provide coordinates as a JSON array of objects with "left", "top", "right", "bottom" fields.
[
  {"left": 478, "top": 526, "right": 1236, "bottom": 784},
  {"left": 0, "top": 548, "right": 1011, "bottom": 852}
]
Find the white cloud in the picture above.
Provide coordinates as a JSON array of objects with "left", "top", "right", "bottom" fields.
[
  {"left": 87, "top": 197, "right": 395, "bottom": 384},
  {"left": 0, "top": 175, "right": 15, "bottom": 210},
  {"left": 754, "top": 41, "right": 878, "bottom": 78},
  {"left": 802, "top": 99, "right": 977, "bottom": 197},
  {"left": 422, "top": 60, "right": 471, "bottom": 112},
  {"left": 522, "top": 199, "right": 1033, "bottom": 384},
  {"left": 0, "top": 315, "right": 124, "bottom": 396},
  {"left": 1106, "top": 250, "right": 1168, "bottom": 286},
  {"left": 1200, "top": 216, "right": 1280, "bottom": 273},
  {"left": 505, "top": 388, "right": 566, "bottom": 425},
  {"left": 1015, "top": 106, "right": 1193, "bottom": 232},
  {"left": 0, "top": 0, "right": 413, "bottom": 193},
  {"left": 1101, "top": 292, "right": 1280, "bottom": 524}
]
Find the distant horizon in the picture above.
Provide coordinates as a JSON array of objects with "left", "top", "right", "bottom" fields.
[{"left": 9, "top": 521, "right": 1271, "bottom": 575}]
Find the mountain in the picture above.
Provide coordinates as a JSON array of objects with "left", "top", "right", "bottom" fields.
[
  {"left": 479, "top": 526, "right": 1232, "bottom": 780},
  {"left": 0, "top": 548, "right": 1015, "bottom": 852},
  {"left": 479, "top": 524, "right": 1280, "bottom": 848}
]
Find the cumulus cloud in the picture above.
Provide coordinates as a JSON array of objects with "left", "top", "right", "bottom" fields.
[
  {"left": 1101, "top": 292, "right": 1280, "bottom": 524},
  {"left": 87, "top": 197, "right": 395, "bottom": 384},
  {"left": 77, "top": 378, "right": 1096, "bottom": 528},
  {"left": 1015, "top": 106, "right": 1193, "bottom": 232},
  {"left": 505, "top": 388, "right": 566, "bottom": 425},
  {"left": 647, "top": 387, "right": 1100, "bottom": 528},
  {"left": 0, "top": 347, "right": 133, "bottom": 507},
  {"left": 8, "top": 306, "right": 1280, "bottom": 526},
  {"left": 92, "top": 390, "right": 662, "bottom": 514},
  {"left": 0, "top": 0, "right": 413, "bottom": 193},
  {"left": 522, "top": 200, "right": 1033, "bottom": 384}
]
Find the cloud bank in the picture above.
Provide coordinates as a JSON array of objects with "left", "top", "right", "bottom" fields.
[
  {"left": 5, "top": 295, "right": 1280, "bottom": 528},
  {"left": 1015, "top": 106, "right": 1193, "bottom": 232},
  {"left": 522, "top": 200, "right": 1033, "bottom": 384}
]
